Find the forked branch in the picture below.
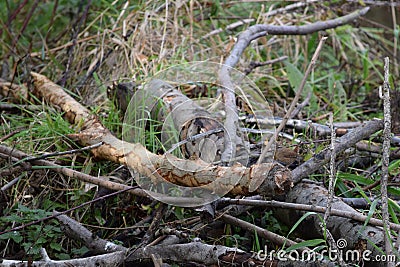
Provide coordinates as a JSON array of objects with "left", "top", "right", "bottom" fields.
[{"left": 219, "top": 7, "right": 369, "bottom": 164}]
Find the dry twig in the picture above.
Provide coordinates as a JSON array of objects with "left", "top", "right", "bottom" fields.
[
  {"left": 380, "top": 56, "right": 394, "bottom": 265},
  {"left": 257, "top": 37, "right": 327, "bottom": 164},
  {"left": 249, "top": 36, "right": 327, "bottom": 192},
  {"left": 321, "top": 113, "right": 344, "bottom": 265},
  {"left": 218, "top": 197, "right": 400, "bottom": 231}
]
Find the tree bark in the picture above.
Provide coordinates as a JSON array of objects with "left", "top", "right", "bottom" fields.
[
  {"left": 29, "top": 72, "right": 292, "bottom": 203},
  {"left": 275, "top": 182, "right": 389, "bottom": 267}
]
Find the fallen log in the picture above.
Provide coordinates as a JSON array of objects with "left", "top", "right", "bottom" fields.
[
  {"left": 275, "top": 182, "right": 397, "bottom": 267},
  {"left": 29, "top": 72, "right": 292, "bottom": 206},
  {"left": 2, "top": 70, "right": 394, "bottom": 265}
]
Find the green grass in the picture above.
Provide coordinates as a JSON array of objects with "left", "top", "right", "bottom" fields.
[{"left": 0, "top": 0, "right": 399, "bottom": 262}]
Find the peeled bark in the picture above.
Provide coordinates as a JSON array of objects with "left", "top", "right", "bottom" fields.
[{"left": 30, "top": 72, "right": 292, "bottom": 203}]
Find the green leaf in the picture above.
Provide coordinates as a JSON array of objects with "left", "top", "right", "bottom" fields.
[
  {"left": 254, "top": 229, "right": 261, "bottom": 252},
  {"left": 335, "top": 178, "right": 352, "bottom": 198},
  {"left": 36, "top": 236, "right": 48, "bottom": 244},
  {"left": 338, "top": 172, "right": 373, "bottom": 185},
  {"left": 26, "top": 246, "right": 41, "bottom": 255},
  {"left": 17, "top": 203, "right": 32, "bottom": 213},
  {"left": 55, "top": 253, "right": 71, "bottom": 260},
  {"left": 388, "top": 199, "right": 400, "bottom": 224},
  {"left": 388, "top": 187, "right": 400, "bottom": 196},
  {"left": 354, "top": 184, "right": 371, "bottom": 205},
  {"left": 50, "top": 242, "right": 63, "bottom": 251},
  {"left": 94, "top": 209, "right": 106, "bottom": 225},
  {"left": 360, "top": 199, "right": 378, "bottom": 233},
  {"left": 93, "top": 72, "right": 108, "bottom": 94},
  {"left": 362, "top": 50, "right": 370, "bottom": 90},
  {"left": 283, "top": 212, "right": 323, "bottom": 249},
  {"left": 5, "top": 214, "right": 23, "bottom": 223},
  {"left": 286, "top": 239, "right": 325, "bottom": 252},
  {"left": 307, "top": 33, "right": 318, "bottom": 60},
  {"left": 23, "top": 242, "right": 41, "bottom": 255},
  {"left": 284, "top": 61, "right": 316, "bottom": 104},
  {"left": 389, "top": 159, "right": 400, "bottom": 173},
  {"left": 72, "top": 246, "right": 90, "bottom": 256},
  {"left": 0, "top": 231, "right": 23, "bottom": 243}
]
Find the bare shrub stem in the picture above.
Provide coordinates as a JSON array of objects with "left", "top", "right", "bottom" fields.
[{"left": 380, "top": 57, "right": 394, "bottom": 265}]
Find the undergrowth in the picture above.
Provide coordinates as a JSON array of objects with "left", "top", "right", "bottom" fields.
[{"left": 0, "top": 0, "right": 399, "bottom": 262}]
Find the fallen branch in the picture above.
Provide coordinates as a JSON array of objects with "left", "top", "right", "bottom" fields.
[
  {"left": 29, "top": 72, "right": 293, "bottom": 203},
  {"left": 202, "top": 0, "right": 321, "bottom": 39},
  {"left": 0, "top": 79, "right": 28, "bottom": 102},
  {"left": 126, "top": 242, "right": 247, "bottom": 265},
  {"left": 0, "top": 251, "right": 125, "bottom": 267},
  {"left": 218, "top": 7, "right": 369, "bottom": 164},
  {"left": 219, "top": 196, "right": 400, "bottom": 231},
  {"left": 3, "top": 145, "right": 236, "bottom": 236},
  {"left": 217, "top": 211, "right": 299, "bottom": 249},
  {"left": 276, "top": 182, "right": 397, "bottom": 266},
  {"left": 55, "top": 212, "right": 127, "bottom": 254},
  {"left": 53, "top": 211, "right": 263, "bottom": 266},
  {"left": 292, "top": 119, "right": 384, "bottom": 184},
  {"left": 246, "top": 115, "right": 400, "bottom": 145},
  {"left": 0, "top": 144, "right": 147, "bottom": 198},
  {"left": 246, "top": 116, "right": 361, "bottom": 136}
]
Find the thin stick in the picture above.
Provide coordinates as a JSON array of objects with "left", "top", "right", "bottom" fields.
[
  {"left": 218, "top": 197, "right": 400, "bottom": 231},
  {"left": 23, "top": 142, "right": 103, "bottom": 162},
  {"left": 380, "top": 57, "right": 393, "bottom": 265},
  {"left": 244, "top": 56, "right": 288, "bottom": 75},
  {"left": 324, "top": 113, "right": 337, "bottom": 223},
  {"left": 390, "top": 0, "right": 398, "bottom": 77},
  {"left": 0, "top": 144, "right": 148, "bottom": 198},
  {"left": 257, "top": 37, "right": 327, "bottom": 165},
  {"left": 0, "top": 127, "right": 25, "bottom": 142},
  {"left": 321, "top": 113, "right": 344, "bottom": 265},
  {"left": 217, "top": 212, "right": 301, "bottom": 249}
]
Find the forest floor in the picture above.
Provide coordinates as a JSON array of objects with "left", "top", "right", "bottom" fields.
[{"left": 0, "top": 1, "right": 399, "bottom": 266}]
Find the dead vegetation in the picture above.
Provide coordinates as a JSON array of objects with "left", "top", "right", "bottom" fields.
[{"left": 0, "top": 1, "right": 400, "bottom": 266}]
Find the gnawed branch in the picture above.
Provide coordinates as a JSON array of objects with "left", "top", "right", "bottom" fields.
[{"left": 30, "top": 72, "right": 292, "bottom": 200}]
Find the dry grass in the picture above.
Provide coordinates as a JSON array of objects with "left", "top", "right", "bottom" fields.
[{"left": 0, "top": 0, "right": 399, "bottom": 261}]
